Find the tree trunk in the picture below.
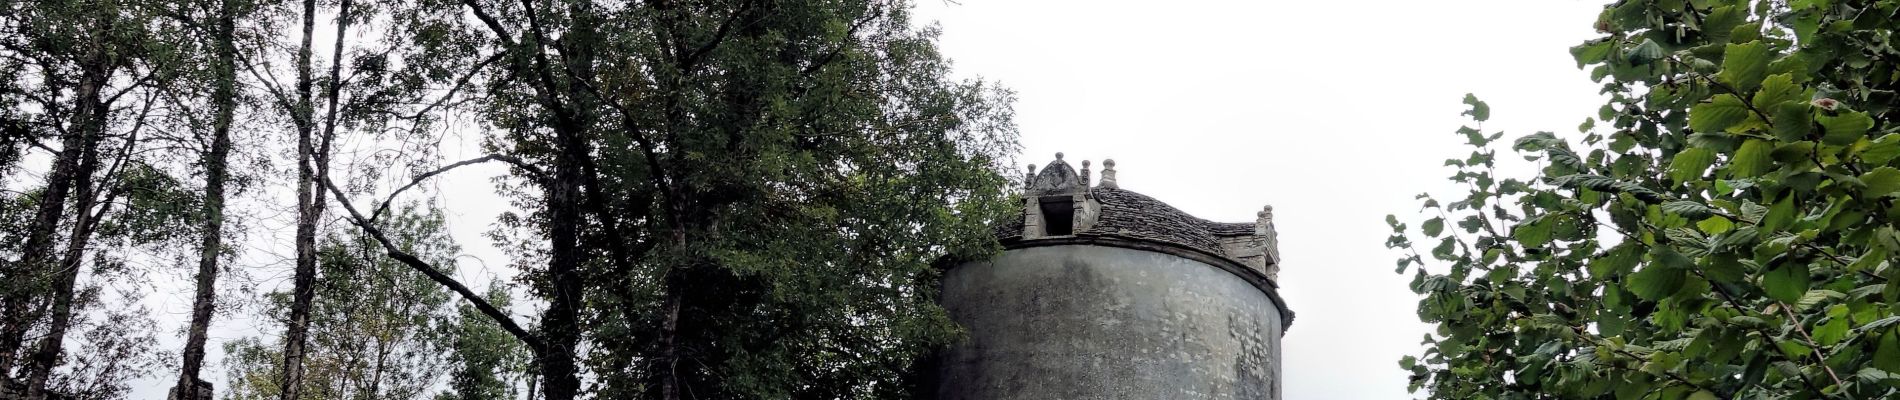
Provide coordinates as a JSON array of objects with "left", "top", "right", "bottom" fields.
[
  {"left": 278, "top": 0, "right": 321, "bottom": 396},
  {"left": 0, "top": 22, "right": 109, "bottom": 381},
  {"left": 22, "top": 48, "right": 112, "bottom": 397},
  {"left": 539, "top": 122, "right": 587, "bottom": 400},
  {"left": 535, "top": 2, "right": 597, "bottom": 398},
  {"left": 176, "top": 0, "right": 238, "bottom": 397}
]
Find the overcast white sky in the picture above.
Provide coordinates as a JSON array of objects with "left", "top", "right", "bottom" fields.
[
  {"left": 120, "top": 1, "right": 1614, "bottom": 398},
  {"left": 904, "top": 1, "right": 1610, "bottom": 398}
]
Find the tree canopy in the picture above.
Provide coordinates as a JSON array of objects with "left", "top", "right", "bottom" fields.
[
  {"left": 1389, "top": 0, "right": 1900, "bottom": 398},
  {"left": 0, "top": 0, "right": 1017, "bottom": 398}
]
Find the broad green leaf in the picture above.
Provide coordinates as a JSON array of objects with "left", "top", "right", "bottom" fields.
[
  {"left": 1462, "top": 93, "right": 1489, "bottom": 122},
  {"left": 1704, "top": 6, "right": 1744, "bottom": 43},
  {"left": 1819, "top": 111, "right": 1874, "bottom": 145},
  {"left": 1796, "top": 291, "right": 1845, "bottom": 310},
  {"left": 1688, "top": 390, "right": 1718, "bottom": 400},
  {"left": 1862, "top": 134, "right": 1900, "bottom": 165},
  {"left": 1590, "top": 243, "right": 1642, "bottom": 279},
  {"left": 1432, "top": 236, "right": 1457, "bottom": 261},
  {"left": 1721, "top": 41, "right": 1772, "bottom": 93},
  {"left": 1771, "top": 103, "right": 1813, "bottom": 141},
  {"left": 1571, "top": 40, "right": 1615, "bottom": 68},
  {"left": 1730, "top": 139, "right": 1775, "bottom": 178},
  {"left": 1629, "top": 253, "right": 1687, "bottom": 301},
  {"left": 1697, "top": 216, "right": 1734, "bottom": 234},
  {"left": 1515, "top": 215, "right": 1554, "bottom": 248},
  {"left": 1762, "top": 193, "right": 1797, "bottom": 233},
  {"left": 1627, "top": 39, "right": 1665, "bottom": 65},
  {"left": 1690, "top": 94, "right": 1751, "bottom": 133},
  {"left": 1752, "top": 74, "right": 1802, "bottom": 109},
  {"left": 1861, "top": 167, "right": 1900, "bottom": 198},
  {"left": 1814, "top": 314, "right": 1849, "bottom": 346},
  {"left": 1662, "top": 201, "right": 1715, "bottom": 220},
  {"left": 1858, "top": 368, "right": 1900, "bottom": 386},
  {"left": 1422, "top": 217, "right": 1445, "bottom": 237},
  {"left": 1777, "top": 339, "right": 1812, "bottom": 359},
  {"left": 1763, "top": 262, "right": 1810, "bottom": 304},
  {"left": 1547, "top": 175, "right": 1665, "bottom": 203},
  {"left": 1669, "top": 148, "right": 1716, "bottom": 184}
]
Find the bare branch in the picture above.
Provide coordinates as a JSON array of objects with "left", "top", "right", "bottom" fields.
[
  {"left": 320, "top": 172, "right": 546, "bottom": 352},
  {"left": 407, "top": 52, "right": 506, "bottom": 121},
  {"left": 369, "top": 153, "right": 548, "bottom": 222},
  {"left": 460, "top": 0, "right": 520, "bottom": 48}
]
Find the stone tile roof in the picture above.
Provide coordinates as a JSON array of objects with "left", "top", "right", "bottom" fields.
[{"left": 997, "top": 187, "right": 1252, "bottom": 261}]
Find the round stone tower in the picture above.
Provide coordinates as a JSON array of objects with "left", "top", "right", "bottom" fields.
[{"left": 931, "top": 153, "right": 1293, "bottom": 400}]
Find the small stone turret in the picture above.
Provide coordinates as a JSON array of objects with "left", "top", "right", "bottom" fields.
[{"left": 932, "top": 153, "right": 1292, "bottom": 400}]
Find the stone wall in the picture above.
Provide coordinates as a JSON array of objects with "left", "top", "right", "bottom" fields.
[{"left": 933, "top": 245, "right": 1284, "bottom": 400}]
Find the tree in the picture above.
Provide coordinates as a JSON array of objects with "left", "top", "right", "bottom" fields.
[
  {"left": 173, "top": 0, "right": 249, "bottom": 396},
  {"left": 0, "top": 0, "right": 199, "bottom": 395},
  {"left": 1389, "top": 1, "right": 1900, "bottom": 398},
  {"left": 309, "top": 1, "right": 1020, "bottom": 399},
  {"left": 435, "top": 283, "right": 528, "bottom": 400},
  {"left": 223, "top": 205, "right": 465, "bottom": 400}
]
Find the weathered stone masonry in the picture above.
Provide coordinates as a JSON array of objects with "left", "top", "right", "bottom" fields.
[{"left": 934, "top": 153, "right": 1293, "bottom": 400}]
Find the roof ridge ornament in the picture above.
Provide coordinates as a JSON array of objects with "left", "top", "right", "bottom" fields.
[
  {"left": 1098, "top": 158, "right": 1118, "bottom": 189},
  {"left": 1026, "top": 152, "right": 1084, "bottom": 196},
  {"left": 1256, "top": 204, "right": 1281, "bottom": 281},
  {"left": 1080, "top": 159, "right": 1091, "bottom": 188}
]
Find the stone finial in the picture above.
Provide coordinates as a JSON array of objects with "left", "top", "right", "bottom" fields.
[
  {"left": 1079, "top": 159, "right": 1092, "bottom": 188},
  {"left": 1026, "top": 164, "right": 1037, "bottom": 185},
  {"left": 1026, "top": 153, "right": 1084, "bottom": 196},
  {"left": 1255, "top": 205, "right": 1276, "bottom": 234},
  {"left": 1256, "top": 204, "right": 1281, "bottom": 281},
  {"left": 1098, "top": 159, "right": 1118, "bottom": 189}
]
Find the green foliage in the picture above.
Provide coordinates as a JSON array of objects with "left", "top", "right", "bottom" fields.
[
  {"left": 1389, "top": 1, "right": 1900, "bottom": 398},
  {"left": 436, "top": 284, "right": 528, "bottom": 400},
  {"left": 223, "top": 205, "right": 471, "bottom": 400},
  {"left": 435, "top": 0, "right": 1020, "bottom": 397}
]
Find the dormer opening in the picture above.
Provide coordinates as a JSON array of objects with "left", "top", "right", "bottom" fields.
[{"left": 1039, "top": 196, "right": 1075, "bottom": 236}]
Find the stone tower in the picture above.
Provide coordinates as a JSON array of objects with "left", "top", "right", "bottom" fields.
[{"left": 931, "top": 153, "right": 1293, "bottom": 399}]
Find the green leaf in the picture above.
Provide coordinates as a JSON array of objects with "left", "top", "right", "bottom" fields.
[
  {"left": 1819, "top": 111, "right": 1874, "bottom": 145},
  {"left": 1590, "top": 243, "right": 1642, "bottom": 279},
  {"left": 1627, "top": 39, "right": 1666, "bottom": 65},
  {"left": 1571, "top": 40, "right": 1615, "bottom": 68},
  {"left": 1762, "top": 193, "right": 1797, "bottom": 233},
  {"left": 1629, "top": 261, "right": 1687, "bottom": 301},
  {"left": 1752, "top": 74, "right": 1803, "bottom": 109},
  {"left": 1861, "top": 167, "right": 1900, "bottom": 198},
  {"left": 1721, "top": 41, "right": 1771, "bottom": 93},
  {"left": 1858, "top": 368, "right": 1900, "bottom": 386},
  {"left": 1862, "top": 134, "right": 1900, "bottom": 165},
  {"left": 1423, "top": 217, "right": 1445, "bottom": 237},
  {"left": 1771, "top": 103, "right": 1814, "bottom": 141},
  {"left": 1515, "top": 215, "right": 1554, "bottom": 248},
  {"left": 1669, "top": 148, "right": 1716, "bottom": 184},
  {"left": 1547, "top": 175, "right": 1665, "bottom": 203},
  {"left": 1688, "top": 390, "right": 1719, "bottom": 400},
  {"left": 1814, "top": 314, "right": 1850, "bottom": 346},
  {"left": 1690, "top": 94, "right": 1751, "bottom": 133},
  {"left": 1730, "top": 139, "right": 1776, "bottom": 178},
  {"left": 1662, "top": 201, "right": 1715, "bottom": 220},
  {"left": 1462, "top": 93, "right": 1490, "bottom": 122},
  {"left": 1697, "top": 216, "right": 1734, "bottom": 234},
  {"left": 1777, "top": 339, "right": 1813, "bottom": 359},
  {"left": 1432, "top": 236, "right": 1457, "bottom": 261},
  {"left": 1763, "top": 262, "right": 1810, "bottom": 304}
]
